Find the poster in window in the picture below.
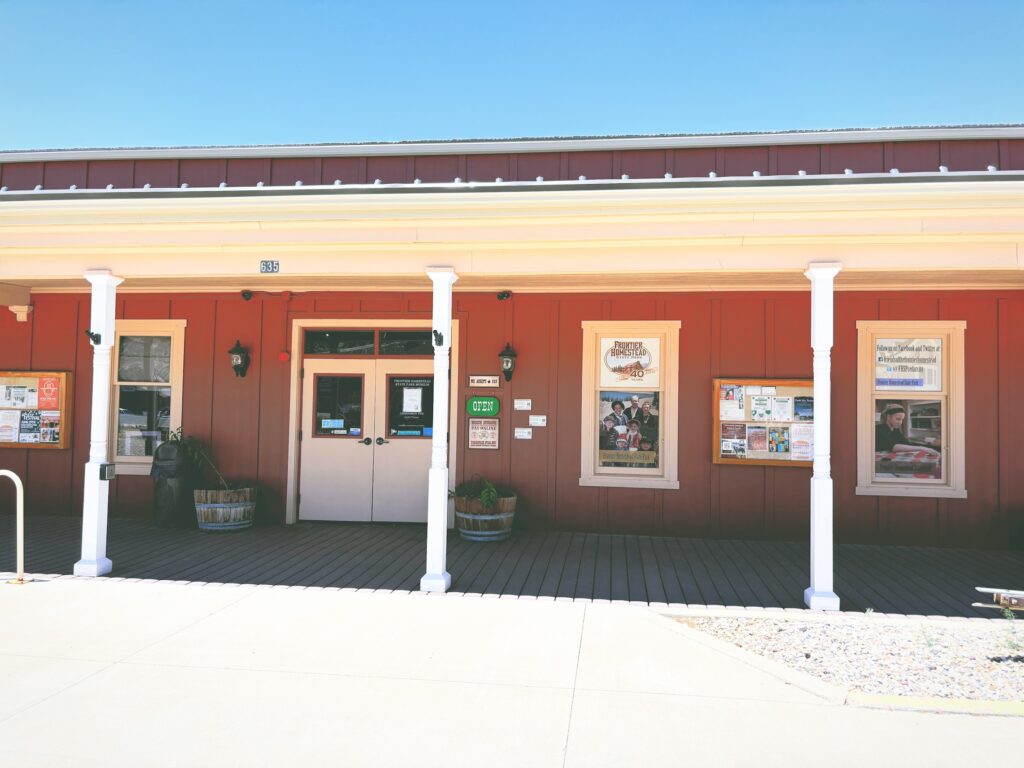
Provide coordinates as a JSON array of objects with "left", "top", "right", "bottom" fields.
[
  {"left": 599, "top": 337, "right": 661, "bottom": 388},
  {"left": 875, "top": 338, "right": 942, "bottom": 391},
  {"left": 873, "top": 398, "right": 942, "bottom": 480},
  {"left": 388, "top": 376, "right": 434, "bottom": 437},
  {"left": 597, "top": 390, "right": 659, "bottom": 469}
]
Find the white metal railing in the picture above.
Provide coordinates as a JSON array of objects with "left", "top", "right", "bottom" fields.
[{"left": 1, "top": 469, "right": 26, "bottom": 585}]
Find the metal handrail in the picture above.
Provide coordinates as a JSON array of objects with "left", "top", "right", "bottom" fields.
[{"left": 1, "top": 469, "right": 26, "bottom": 585}]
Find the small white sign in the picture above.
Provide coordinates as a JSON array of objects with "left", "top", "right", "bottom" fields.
[
  {"left": 513, "top": 399, "right": 532, "bottom": 410},
  {"left": 469, "top": 375, "right": 500, "bottom": 388},
  {"left": 468, "top": 418, "right": 499, "bottom": 449},
  {"left": 528, "top": 415, "right": 547, "bottom": 427},
  {"left": 259, "top": 260, "right": 280, "bottom": 273},
  {"left": 514, "top": 427, "right": 533, "bottom": 440}
]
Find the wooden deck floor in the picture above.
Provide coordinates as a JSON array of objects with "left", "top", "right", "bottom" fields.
[{"left": 3, "top": 516, "right": 1021, "bottom": 617}]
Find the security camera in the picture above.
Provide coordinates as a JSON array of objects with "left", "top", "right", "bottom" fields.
[{"left": 241, "top": 290, "right": 253, "bottom": 301}]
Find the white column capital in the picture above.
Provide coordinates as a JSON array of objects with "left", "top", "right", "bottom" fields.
[
  {"left": 426, "top": 267, "right": 459, "bottom": 286},
  {"left": 84, "top": 269, "right": 124, "bottom": 288},
  {"left": 804, "top": 261, "right": 842, "bottom": 282}
]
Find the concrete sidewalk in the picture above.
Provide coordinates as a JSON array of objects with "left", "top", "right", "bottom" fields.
[{"left": 0, "top": 576, "right": 1017, "bottom": 767}]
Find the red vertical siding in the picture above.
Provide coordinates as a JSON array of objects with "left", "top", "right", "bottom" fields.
[{"left": 3, "top": 287, "right": 1019, "bottom": 550}]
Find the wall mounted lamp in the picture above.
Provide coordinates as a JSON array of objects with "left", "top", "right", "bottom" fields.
[
  {"left": 498, "top": 343, "right": 517, "bottom": 382},
  {"left": 228, "top": 340, "right": 251, "bottom": 378}
]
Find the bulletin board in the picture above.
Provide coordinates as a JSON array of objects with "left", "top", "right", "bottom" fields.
[
  {"left": 712, "top": 378, "right": 813, "bottom": 468},
  {"left": 0, "top": 372, "right": 72, "bottom": 450}
]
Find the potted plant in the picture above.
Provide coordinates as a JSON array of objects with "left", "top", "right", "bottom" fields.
[
  {"left": 165, "top": 429, "right": 257, "bottom": 531},
  {"left": 451, "top": 477, "right": 517, "bottom": 542}
]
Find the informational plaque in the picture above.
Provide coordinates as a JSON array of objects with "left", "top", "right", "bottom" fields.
[
  {"left": 0, "top": 371, "right": 72, "bottom": 450},
  {"left": 468, "top": 417, "right": 499, "bottom": 449},
  {"left": 712, "top": 378, "right": 813, "bottom": 468}
]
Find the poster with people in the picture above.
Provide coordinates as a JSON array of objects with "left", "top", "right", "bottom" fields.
[
  {"left": 598, "top": 390, "right": 659, "bottom": 469},
  {"left": 873, "top": 398, "right": 942, "bottom": 480}
]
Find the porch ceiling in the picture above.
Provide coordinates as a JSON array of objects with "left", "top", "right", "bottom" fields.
[{"left": 1, "top": 179, "right": 1023, "bottom": 289}]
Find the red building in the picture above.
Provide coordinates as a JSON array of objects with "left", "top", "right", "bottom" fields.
[{"left": 1, "top": 126, "right": 1022, "bottom": 607}]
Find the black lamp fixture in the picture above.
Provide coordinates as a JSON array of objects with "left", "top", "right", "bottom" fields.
[
  {"left": 498, "top": 343, "right": 517, "bottom": 382},
  {"left": 228, "top": 339, "right": 251, "bottom": 378}
]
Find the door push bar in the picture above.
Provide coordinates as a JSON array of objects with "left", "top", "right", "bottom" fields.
[{"left": 0, "top": 469, "right": 27, "bottom": 585}]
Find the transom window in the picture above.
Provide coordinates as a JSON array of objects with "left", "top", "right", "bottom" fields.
[{"left": 303, "top": 329, "right": 433, "bottom": 357}]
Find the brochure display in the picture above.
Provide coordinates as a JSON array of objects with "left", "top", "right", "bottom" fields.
[
  {"left": 712, "top": 378, "right": 813, "bottom": 467},
  {"left": 0, "top": 371, "right": 72, "bottom": 450}
]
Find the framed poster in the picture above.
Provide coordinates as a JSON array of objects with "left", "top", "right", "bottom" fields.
[
  {"left": 0, "top": 371, "right": 72, "bottom": 450},
  {"left": 712, "top": 378, "right": 812, "bottom": 468}
]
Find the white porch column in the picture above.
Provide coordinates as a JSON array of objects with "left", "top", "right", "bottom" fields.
[
  {"left": 74, "top": 270, "right": 122, "bottom": 577},
  {"left": 420, "top": 267, "right": 458, "bottom": 593},
  {"left": 803, "top": 262, "right": 842, "bottom": 610}
]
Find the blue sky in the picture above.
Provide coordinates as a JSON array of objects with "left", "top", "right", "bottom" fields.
[{"left": 1, "top": 1, "right": 1021, "bottom": 150}]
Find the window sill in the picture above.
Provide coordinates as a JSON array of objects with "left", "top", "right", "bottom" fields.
[
  {"left": 114, "top": 462, "right": 153, "bottom": 477},
  {"left": 855, "top": 485, "right": 967, "bottom": 499},
  {"left": 579, "top": 476, "right": 680, "bottom": 490}
]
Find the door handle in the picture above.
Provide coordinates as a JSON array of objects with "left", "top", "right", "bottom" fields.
[
  {"left": 375, "top": 437, "right": 390, "bottom": 445},
  {"left": 359, "top": 437, "right": 372, "bottom": 445}
]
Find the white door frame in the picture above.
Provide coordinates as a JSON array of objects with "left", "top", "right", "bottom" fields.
[{"left": 285, "top": 318, "right": 460, "bottom": 525}]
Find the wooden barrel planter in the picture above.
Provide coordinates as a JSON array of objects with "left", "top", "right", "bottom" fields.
[
  {"left": 194, "top": 487, "right": 256, "bottom": 532},
  {"left": 454, "top": 494, "right": 516, "bottom": 542}
]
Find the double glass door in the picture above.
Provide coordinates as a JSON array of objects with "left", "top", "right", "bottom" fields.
[{"left": 299, "top": 358, "right": 434, "bottom": 522}]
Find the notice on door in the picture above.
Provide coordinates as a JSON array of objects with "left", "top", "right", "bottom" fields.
[
  {"left": 468, "top": 418, "right": 499, "bottom": 449},
  {"left": 388, "top": 376, "right": 434, "bottom": 437}
]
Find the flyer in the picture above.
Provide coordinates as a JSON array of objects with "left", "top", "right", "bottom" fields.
[
  {"left": 468, "top": 418, "right": 499, "bottom": 449},
  {"left": 768, "top": 426, "right": 790, "bottom": 453},
  {"left": 721, "top": 439, "right": 747, "bottom": 457},
  {"left": 721, "top": 423, "right": 746, "bottom": 440},
  {"left": 402, "top": 386, "right": 423, "bottom": 414},
  {"left": 747, "top": 425, "right": 767, "bottom": 451},
  {"left": 791, "top": 423, "right": 814, "bottom": 461},
  {"left": 18, "top": 410, "right": 41, "bottom": 443},
  {"left": 0, "top": 410, "right": 20, "bottom": 442},
  {"left": 770, "top": 396, "right": 793, "bottom": 422},
  {"left": 39, "top": 411, "right": 61, "bottom": 444},
  {"left": 719, "top": 384, "right": 745, "bottom": 420},
  {"left": 750, "top": 395, "right": 771, "bottom": 421},
  {"left": 794, "top": 396, "right": 814, "bottom": 421}
]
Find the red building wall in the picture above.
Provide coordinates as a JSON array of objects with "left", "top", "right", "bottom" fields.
[{"left": 1, "top": 289, "right": 1022, "bottom": 548}]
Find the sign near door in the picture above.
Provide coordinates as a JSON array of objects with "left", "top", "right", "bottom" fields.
[
  {"left": 466, "top": 396, "right": 500, "bottom": 416},
  {"left": 469, "top": 375, "right": 500, "bottom": 388},
  {"left": 387, "top": 376, "right": 434, "bottom": 437},
  {"left": 468, "top": 418, "right": 499, "bottom": 449}
]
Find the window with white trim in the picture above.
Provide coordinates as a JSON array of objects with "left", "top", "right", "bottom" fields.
[
  {"left": 111, "top": 320, "right": 186, "bottom": 475},
  {"left": 856, "top": 320, "right": 966, "bottom": 498},
  {"left": 579, "top": 321, "right": 680, "bottom": 490}
]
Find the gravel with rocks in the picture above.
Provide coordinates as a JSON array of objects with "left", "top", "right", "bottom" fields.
[{"left": 680, "top": 615, "right": 1024, "bottom": 701}]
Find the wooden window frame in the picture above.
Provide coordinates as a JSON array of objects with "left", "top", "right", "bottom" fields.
[
  {"left": 579, "top": 320, "right": 680, "bottom": 490},
  {"left": 110, "top": 319, "right": 186, "bottom": 476},
  {"left": 855, "top": 320, "right": 966, "bottom": 498}
]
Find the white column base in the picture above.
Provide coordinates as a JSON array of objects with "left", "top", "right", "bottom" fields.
[
  {"left": 420, "top": 571, "right": 451, "bottom": 592},
  {"left": 804, "top": 588, "right": 841, "bottom": 611},
  {"left": 74, "top": 558, "right": 113, "bottom": 577}
]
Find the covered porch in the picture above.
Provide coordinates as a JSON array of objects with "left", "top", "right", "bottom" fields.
[{"left": 2, "top": 515, "right": 1020, "bottom": 617}]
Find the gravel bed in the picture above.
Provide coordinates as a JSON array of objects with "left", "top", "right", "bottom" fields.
[{"left": 681, "top": 616, "right": 1024, "bottom": 701}]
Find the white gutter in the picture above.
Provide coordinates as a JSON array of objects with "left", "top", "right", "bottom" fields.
[{"left": 1, "top": 126, "right": 1023, "bottom": 163}]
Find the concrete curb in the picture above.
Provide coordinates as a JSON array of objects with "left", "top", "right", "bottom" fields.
[
  {"left": 647, "top": 611, "right": 850, "bottom": 705},
  {"left": 846, "top": 692, "right": 1024, "bottom": 717}
]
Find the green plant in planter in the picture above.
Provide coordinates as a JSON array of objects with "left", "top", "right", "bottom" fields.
[
  {"left": 166, "top": 428, "right": 256, "bottom": 531},
  {"left": 166, "top": 428, "right": 231, "bottom": 491},
  {"left": 451, "top": 476, "right": 517, "bottom": 541}
]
